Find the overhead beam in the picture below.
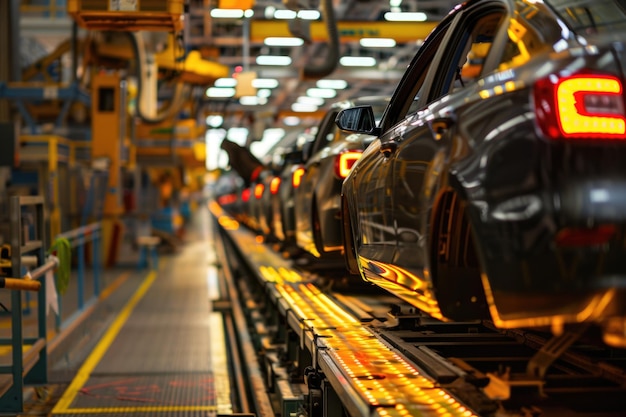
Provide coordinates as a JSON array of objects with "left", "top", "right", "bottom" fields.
[{"left": 212, "top": 20, "right": 438, "bottom": 45}]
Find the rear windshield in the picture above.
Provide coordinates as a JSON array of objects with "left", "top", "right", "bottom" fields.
[{"left": 547, "top": 0, "right": 626, "bottom": 34}]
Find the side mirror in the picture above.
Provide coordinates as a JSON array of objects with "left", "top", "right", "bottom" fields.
[{"left": 335, "top": 106, "right": 377, "bottom": 134}]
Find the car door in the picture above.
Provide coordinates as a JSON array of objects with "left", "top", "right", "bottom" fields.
[
  {"left": 388, "top": 2, "right": 508, "bottom": 276},
  {"left": 294, "top": 108, "right": 339, "bottom": 253},
  {"left": 351, "top": 15, "right": 457, "bottom": 269}
]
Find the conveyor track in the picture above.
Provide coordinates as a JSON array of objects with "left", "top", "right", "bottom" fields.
[{"left": 212, "top": 205, "right": 626, "bottom": 417}]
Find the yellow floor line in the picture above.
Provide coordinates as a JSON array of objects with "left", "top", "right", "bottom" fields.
[{"left": 52, "top": 270, "right": 158, "bottom": 414}]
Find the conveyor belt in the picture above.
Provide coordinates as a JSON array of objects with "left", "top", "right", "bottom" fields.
[{"left": 51, "top": 210, "right": 232, "bottom": 417}]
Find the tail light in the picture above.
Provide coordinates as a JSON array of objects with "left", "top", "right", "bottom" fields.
[
  {"left": 334, "top": 151, "right": 362, "bottom": 179},
  {"left": 555, "top": 225, "right": 616, "bottom": 247},
  {"left": 292, "top": 167, "right": 305, "bottom": 188},
  {"left": 254, "top": 183, "right": 265, "bottom": 199},
  {"left": 534, "top": 72, "right": 626, "bottom": 140},
  {"left": 242, "top": 188, "right": 251, "bottom": 202},
  {"left": 270, "top": 177, "right": 281, "bottom": 195},
  {"left": 217, "top": 194, "right": 237, "bottom": 206}
]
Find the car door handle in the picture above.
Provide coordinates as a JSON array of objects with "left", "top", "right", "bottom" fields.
[{"left": 380, "top": 142, "right": 397, "bottom": 158}]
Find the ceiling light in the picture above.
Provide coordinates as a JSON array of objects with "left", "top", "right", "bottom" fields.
[
  {"left": 214, "top": 77, "right": 237, "bottom": 87},
  {"left": 274, "top": 9, "right": 297, "bottom": 19},
  {"left": 252, "top": 78, "right": 279, "bottom": 88},
  {"left": 384, "top": 11, "right": 427, "bottom": 21},
  {"left": 316, "top": 79, "right": 348, "bottom": 89},
  {"left": 389, "top": 0, "right": 402, "bottom": 6},
  {"left": 206, "top": 87, "right": 236, "bottom": 97},
  {"left": 306, "top": 88, "right": 337, "bottom": 98},
  {"left": 257, "top": 89, "right": 272, "bottom": 98},
  {"left": 210, "top": 8, "right": 244, "bottom": 18},
  {"left": 339, "top": 56, "right": 377, "bottom": 67},
  {"left": 297, "top": 96, "right": 325, "bottom": 106},
  {"left": 256, "top": 55, "right": 292, "bottom": 66},
  {"left": 243, "top": 9, "right": 254, "bottom": 17},
  {"left": 283, "top": 116, "right": 301, "bottom": 126},
  {"left": 227, "top": 127, "right": 249, "bottom": 144},
  {"left": 205, "top": 114, "right": 224, "bottom": 128},
  {"left": 264, "top": 37, "right": 305, "bottom": 47},
  {"left": 292, "top": 103, "right": 319, "bottom": 112},
  {"left": 297, "top": 10, "right": 320, "bottom": 19},
  {"left": 239, "top": 96, "right": 268, "bottom": 105},
  {"left": 360, "top": 38, "right": 396, "bottom": 48}
]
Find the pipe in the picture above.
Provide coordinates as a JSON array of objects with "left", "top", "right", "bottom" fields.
[
  {"left": 126, "top": 32, "right": 191, "bottom": 124},
  {"left": 301, "top": 0, "right": 340, "bottom": 80}
]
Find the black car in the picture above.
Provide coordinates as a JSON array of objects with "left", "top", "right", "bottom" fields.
[
  {"left": 336, "top": 0, "right": 626, "bottom": 347},
  {"left": 294, "top": 96, "right": 389, "bottom": 264}
]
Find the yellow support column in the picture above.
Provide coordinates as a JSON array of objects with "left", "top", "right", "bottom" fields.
[
  {"left": 47, "top": 136, "right": 61, "bottom": 240},
  {"left": 91, "top": 72, "right": 126, "bottom": 266}
]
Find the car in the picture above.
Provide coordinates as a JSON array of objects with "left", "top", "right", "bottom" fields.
[
  {"left": 294, "top": 96, "right": 389, "bottom": 265},
  {"left": 336, "top": 0, "right": 626, "bottom": 347},
  {"left": 270, "top": 129, "right": 316, "bottom": 254}
]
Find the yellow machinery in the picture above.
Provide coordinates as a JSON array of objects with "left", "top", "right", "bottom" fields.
[{"left": 67, "top": 0, "right": 185, "bottom": 32}]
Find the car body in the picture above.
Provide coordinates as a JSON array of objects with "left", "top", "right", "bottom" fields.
[
  {"left": 294, "top": 96, "right": 389, "bottom": 263},
  {"left": 248, "top": 128, "right": 310, "bottom": 238},
  {"left": 336, "top": 0, "right": 626, "bottom": 347},
  {"left": 270, "top": 130, "right": 316, "bottom": 253}
]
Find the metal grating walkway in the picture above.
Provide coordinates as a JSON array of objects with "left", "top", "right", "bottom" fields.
[{"left": 51, "top": 208, "right": 231, "bottom": 416}]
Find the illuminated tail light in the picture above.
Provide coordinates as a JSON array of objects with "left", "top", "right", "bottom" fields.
[
  {"left": 217, "top": 194, "right": 237, "bottom": 206},
  {"left": 292, "top": 167, "right": 305, "bottom": 188},
  {"left": 242, "top": 188, "right": 251, "bottom": 202},
  {"left": 270, "top": 177, "right": 281, "bottom": 195},
  {"left": 534, "top": 73, "right": 626, "bottom": 140},
  {"left": 555, "top": 225, "right": 616, "bottom": 247},
  {"left": 334, "top": 151, "right": 362, "bottom": 179},
  {"left": 254, "top": 183, "right": 265, "bottom": 199}
]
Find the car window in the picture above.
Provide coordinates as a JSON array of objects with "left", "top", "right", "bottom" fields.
[
  {"left": 380, "top": 18, "right": 453, "bottom": 130},
  {"left": 436, "top": 10, "right": 506, "bottom": 97}
]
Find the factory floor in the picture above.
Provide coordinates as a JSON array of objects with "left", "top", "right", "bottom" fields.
[{"left": 0, "top": 205, "right": 233, "bottom": 416}]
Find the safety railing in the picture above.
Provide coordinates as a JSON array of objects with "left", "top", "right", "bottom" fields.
[
  {"left": 0, "top": 196, "right": 49, "bottom": 413},
  {"left": 54, "top": 222, "right": 102, "bottom": 331}
]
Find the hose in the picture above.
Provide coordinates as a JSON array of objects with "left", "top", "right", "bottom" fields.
[
  {"left": 126, "top": 31, "right": 191, "bottom": 124},
  {"left": 301, "top": 0, "right": 340, "bottom": 80}
]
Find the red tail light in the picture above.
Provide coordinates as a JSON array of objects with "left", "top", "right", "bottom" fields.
[
  {"left": 534, "top": 72, "right": 626, "bottom": 140},
  {"left": 334, "top": 151, "right": 362, "bottom": 179},
  {"left": 217, "top": 194, "right": 237, "bottom": 206},
  {"left": 242, "top": 188, "right": 251, "bottom": 202},
  {"left": 254, "top": 183, "right": 264, "bottom": 199},
  {"left": 270, "top": 177, "right": 281, "bottom": 195},
  {"left": 555, "top": 225, "right": 616, "bottom": 247},
  {"left": 292, "top": 167, "right": 305, "bottom": 188}
]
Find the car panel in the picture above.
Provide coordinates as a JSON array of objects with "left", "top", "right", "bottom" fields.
[{"left": 338, "top": 0, "right": 626, "bottom": 345}]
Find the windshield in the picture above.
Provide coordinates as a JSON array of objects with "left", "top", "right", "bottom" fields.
[{"left": 547, "top": 0, "right": 626, "bottom": 34}]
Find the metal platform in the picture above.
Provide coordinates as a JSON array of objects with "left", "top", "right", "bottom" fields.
[{"left": 44, "top": 209, "right": 232, "bottom": 416}]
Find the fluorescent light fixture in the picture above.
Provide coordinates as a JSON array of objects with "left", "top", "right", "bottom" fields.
[
  {"left": 264, "top": 37, "right": 305, "bottom": 47},
  {"left": 339, "top": 56, "right": 377, "bottom": 67},
  {"left": 264, "top": 5, "right": 276, "bottom": 19},
  {"left": 389, "top": 0, "right": 402, "bottom": 6},
  {"left": 360, "top": 38, "right": 396, "bottom": 48},
  {"left": 256, "top": 55, "right": 292, "bottom": 66},
  {"left": 206, "top": 87, "right": 236, "bottom": 97},
  {"left": 306, "top": 88, "right": 337, "bottom": 98},
  {"left": 214, "top": 77, "right": 237, "bottom": 87},
  {"left": 205, "top": 114, "right": 224, "bottom": 128},
  {"left": 384, "top": 11, "right": 427, "bottom": 21},
  {"left": 297, "top": 96, "right": 325, "bottom": 106},
  {"left": 244, "top": 9, "right": 254, "bottom": 18},
  {"left": 210, "top": 8, "right": 244, "bottom": 18},
  {"left": 316, "top": 79, "right": 348, "bottom": 89},
  {"left": 274, "top": 9, "right": 297, "bottom": 19},
  {"left": 297, "top": 10, "right": 320, "bottom": 19},
  {"left": 292, "top": 103, "right": 319, "bottom": 112},
  {"left": 257, "top": 88, "right": 272, "bottom": 98},
  {"left": 205, "top": 128, "right": 227, "bottom": 171},
  {"left": 252, "top": 78, "right": 279, "bottom": 88},
  {"left": 263, "top": 128, "right": 286, "bottom": 141},
  {"left": 239, "top": 96, "right": 268, "bottom": 105},
  {"left": 227, "top": 127, "right": 249, "bottom": 144},
  {"left": 283, "top": 116, "right": 301, "bottom": 126}
]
